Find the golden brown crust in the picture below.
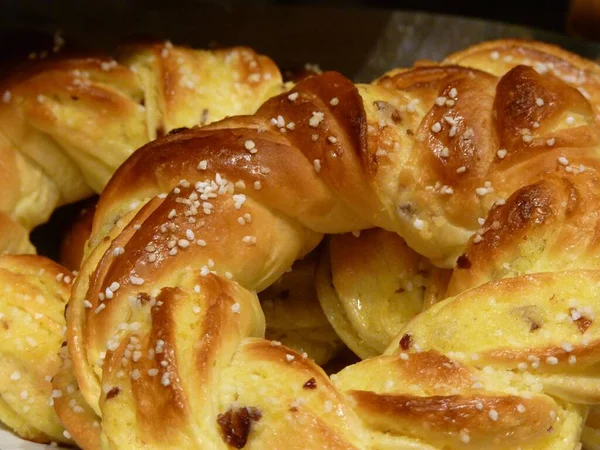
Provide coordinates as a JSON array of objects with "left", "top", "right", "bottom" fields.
[
  {"left": 445, "top": 39, "right": 600, "bottom": 120},
  {"left": 447, "top": 171, "right": 600, "bottom": 296}
]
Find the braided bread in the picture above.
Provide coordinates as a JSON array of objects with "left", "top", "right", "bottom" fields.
[
  {"left": 0, "top": 42, "right": 284, "bottom": 255},
  {"left": 319, "top": 38, "right": 600, "bottom": 357},
  {"left": 45, "top": 39, "right": 598, "bottom": 449}
]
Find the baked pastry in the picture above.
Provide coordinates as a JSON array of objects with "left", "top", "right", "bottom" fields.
[
  {"left": 0, "top": 42, "right": 284, "bottom": 255},
  {"left": 317, "top": 38, "right": 600, "bottom": 360},
  {"left": 0, "top": 254, "right": 73, "bottom": 444},
  {"left": 59, "top": 39, "right": 600, "bottom": 449}
]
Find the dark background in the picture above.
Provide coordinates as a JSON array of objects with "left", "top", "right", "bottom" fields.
[
  {"left": 281, "top": 0, "right": 571, "bottom": 33},
  {"left": 2, "top": 0, "right": 572, "bottom": 33},
  {"left": 0, "top": 0, "right": 590, "bottom": 82}
]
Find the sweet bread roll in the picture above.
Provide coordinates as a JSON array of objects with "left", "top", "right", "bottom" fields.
[
  {"left": 0, "top": 43, "right": 284, "bottom": 254},
  {"left": 0, "top": 255, "right": 72, "bottom": 444},
  {"left": 57, "top": 38, "right": 600, "bottom": 449}
]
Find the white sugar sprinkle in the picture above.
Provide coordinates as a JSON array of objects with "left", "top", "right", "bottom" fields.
[
  {"left": 413, "top": 218, "right": 425, "bottom": 230},
  {"left": 309, "top": 111, "right": 324, "bottom": 128},
  {"left": 313, "top": 159, "right": 321, "bottom": 172},
  {"left": 129, "top": 276, "right": 145, "bottom": 285}
]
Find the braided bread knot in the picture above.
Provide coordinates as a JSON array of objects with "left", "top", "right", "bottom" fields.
[
  {"left": 65, "top": 40, "right": 600, "bottom": 448},
  {"left": 0, "top": 43, "right": 283, "bottom": 254}
]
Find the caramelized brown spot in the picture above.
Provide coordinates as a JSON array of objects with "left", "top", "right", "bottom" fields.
[
  {"left": 397, "top": 203, "right": 416, "bottom": 217},
  {"left": 303, "top": 378, "right": 317, "bottom": 389},
  {"left": 156, "top": 125, "right": 165, "bottom": 138},
  {"left": 406, "top": 129, "right": 414, "bottom": 136},
  {"left": 399, "top": 333, "right": 412, "bottom": 351},
  {"left": 571, "top": 308, "right": 593, "bottom": 334},
  {"left": 217, "top": 406, "right": 262, "bottom": 449},
  {"left": 395, "top": 287, "right": 405, "bottom": 294},
  {"left": 456, "top": 255, "right": 471, "bottom": 269},
  {"left": 529, "top": 321, "right": 541, "bottom": 332},
  {"left": 71, "top": 95, "right": 79, "bottom": 101},
  {"left": 106, "top": 387, "right": 120, "bottom": 399},
  {"left": 138, "top": 292, "right": 151, "bottom": 304}
]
